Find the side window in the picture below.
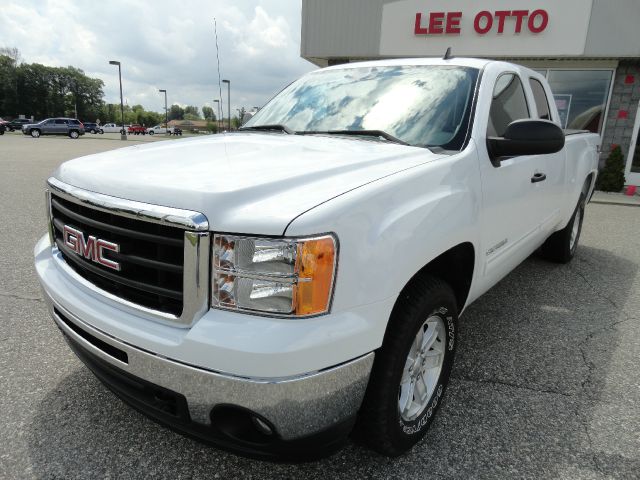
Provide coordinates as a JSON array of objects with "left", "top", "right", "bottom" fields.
[
  {"left": 488, "top": 73, "right": 530, "bottom": 137},
  {"left": 55, "top": 119, "right": 67, "bottom": 125},
  {"left": 529, "top": 78, "right": 551, "bottom": 120}
]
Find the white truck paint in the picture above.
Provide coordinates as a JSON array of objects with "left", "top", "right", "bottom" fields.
[
  {"left": 35, "top": 58, "right": 599, "bottom": 457},
  {"left": 98, "top": 123, "right": 125, "bottom": 134},
  {"left": 146, "top": 124, "right": 174, "bottom": 135}
]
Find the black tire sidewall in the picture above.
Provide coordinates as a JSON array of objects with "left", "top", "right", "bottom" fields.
[
  {"left": 390, "top": 303, "right": 456, "bottom": 449},
  {"left": 568, "top": 200, "right": 585, "bottom": 258},
  {"left": 357, "top": 278, "right": 458, "bottom": 455}
]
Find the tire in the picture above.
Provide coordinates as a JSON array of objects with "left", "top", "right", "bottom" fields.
[
  {"left": 149, "top": 130, "right": 154, "bottom": 135},
  {"left": 99, "top": 129, "right": 104, "bottom": 134},
  {"left": 354, "top": 275, "right": 457, "bottom": 456},
  {"left": 69, "top": 130, "right": 79, "bottom": 139},
  {"left": 31, "top": 129, "right": 40, "bottom": 138},
  {"left": 540, "top": 195, "right": 585, "bottom": 263}
]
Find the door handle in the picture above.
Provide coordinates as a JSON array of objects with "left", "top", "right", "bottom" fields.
[{"left": 531, "top": 172, "right": 547, "bottom": 183}]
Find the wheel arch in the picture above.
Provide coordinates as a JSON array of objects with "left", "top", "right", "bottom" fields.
[{"left": 392, "top": 242, "right": 475, "bottom": 318}]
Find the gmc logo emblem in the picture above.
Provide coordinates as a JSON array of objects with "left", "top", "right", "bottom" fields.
[{"left": 63, "top": 225, "right": 121, "bottom": 271}]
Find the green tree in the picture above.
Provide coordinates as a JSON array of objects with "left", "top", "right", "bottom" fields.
[
  {"left": 184, "top": 105, "right": 200, "bottom": 118},
  {"left": 168, "top": 104, "right": 184, "bottom": 121},
  {"left": 596, "top": 145, "right": 626, "bottom": 192},
  {"left": 202, "top": 105, "right": 214, "bottom": 120}
]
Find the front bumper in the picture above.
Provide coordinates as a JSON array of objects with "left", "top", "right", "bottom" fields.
[{"left": 36, "top": 235, "right": 375, "bottom": 457}]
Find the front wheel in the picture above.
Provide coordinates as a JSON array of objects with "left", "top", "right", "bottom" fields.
[
  {"left": 540, "top": 196, "right": 585, "bottom": 263},
  {"left": 99, "top": 129, "right": 104, "bottom": 134},
  {"left": 354, "top": 275, "right": 457, "bottom": 456},
  {"left": 69, "top": 130, "right": 79, "bottom": 139},
  {"left": 30, "top": 129, "right": 40, "bottom": 138},
  {"left": 148, "top": 130, "right": 154, "bottom": 135}
]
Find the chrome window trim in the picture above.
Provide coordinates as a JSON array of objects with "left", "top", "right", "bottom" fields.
[
  {"left": 47, "top": 177, "right": 209, "bottom": 231},
  {"left": 47, "top": 178, "right": 210, "bottom": 328}
]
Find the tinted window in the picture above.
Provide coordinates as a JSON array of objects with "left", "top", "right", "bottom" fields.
[
  {"left": 529, "top": 78, "right": 551, "bottom": 120},
  {"left": 55, "top": 119, "right": 67, "bottom": 125},
  {"left": 245, "top": 65, "right": 479, "bottom": 150},
  {"left": 488, "top": 73, "right": 529, "bottom": 137},
  {"left": 69, "top": 119, "right": 80, "bottom": 125}
]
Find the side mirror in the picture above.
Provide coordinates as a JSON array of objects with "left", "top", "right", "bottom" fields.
[{"left": 487, "top": 119, "right": 565, "bottom": 164}]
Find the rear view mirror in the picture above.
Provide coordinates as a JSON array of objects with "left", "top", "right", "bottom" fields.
[{"left": 487, "top": 119, "right": 564, "bottom": 164}]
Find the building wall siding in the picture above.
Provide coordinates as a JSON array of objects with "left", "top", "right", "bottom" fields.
[{"left": 600, "top": 61, "right": 640, "bottom": 168}]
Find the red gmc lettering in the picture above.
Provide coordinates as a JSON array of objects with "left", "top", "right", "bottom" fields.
[{"left": 62, "top": 225, "right": 120, "bottom": 271}]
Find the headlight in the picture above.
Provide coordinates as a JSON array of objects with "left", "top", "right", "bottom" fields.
[{"left": 212, "top": 234, "right": 337, "bottom": 317}]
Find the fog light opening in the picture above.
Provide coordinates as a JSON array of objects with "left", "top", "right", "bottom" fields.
[
  {"left": 251, "top": 415, "right": 274, "bottom": 436},
  {"left": 210, "top": 405, "right": 277, "bottom": 445}
]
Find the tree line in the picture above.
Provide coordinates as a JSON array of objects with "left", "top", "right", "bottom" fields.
[{"left": 0, "top": 48, "right": 228, "bottom": 127}]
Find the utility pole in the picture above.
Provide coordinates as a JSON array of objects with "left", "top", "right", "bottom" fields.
[
  {"left": 159, "top": 89, "right": 168, "bottom": 133},
  {"left": 213, "top": 99, "right": 220, "bottom": 132},
  {"left": 109, "top": 60, "right": 126, "bottom": 140},
  {"left": 222, "top": 79, "right": 230, "bottom": 130}
]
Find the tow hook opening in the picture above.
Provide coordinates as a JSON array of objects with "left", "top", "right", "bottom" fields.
[{"left": 210, "top": 405, "right": 277, "bottom": 445}]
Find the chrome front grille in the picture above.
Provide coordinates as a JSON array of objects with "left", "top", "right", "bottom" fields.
[{"left": 47, "top": 178, "right": 210, "bottom": 327}]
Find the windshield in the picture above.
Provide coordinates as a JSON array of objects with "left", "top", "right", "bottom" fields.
[{"left": 245, "top": 65, "right": 479, "bottom": 150}]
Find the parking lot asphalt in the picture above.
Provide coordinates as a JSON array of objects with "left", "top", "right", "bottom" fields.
[{"left": 1, "top": 133, "right": 639, "bottom": 479}]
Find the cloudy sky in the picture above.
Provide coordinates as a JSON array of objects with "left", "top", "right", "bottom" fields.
[{"left": 0, "top": 0, "right": 316, "bottom": 117}]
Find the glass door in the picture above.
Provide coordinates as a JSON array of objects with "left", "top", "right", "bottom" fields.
[{"left": 626, "top": 101, "right": 640, "bottom": 186}]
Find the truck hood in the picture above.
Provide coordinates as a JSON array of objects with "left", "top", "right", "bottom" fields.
[{"left": 54, "top": 133, "right": 441, "bottom": 235}]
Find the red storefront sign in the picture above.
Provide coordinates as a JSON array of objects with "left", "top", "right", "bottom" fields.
[{"left": 414, "top": 9, "right": 549, "bottom": 35}]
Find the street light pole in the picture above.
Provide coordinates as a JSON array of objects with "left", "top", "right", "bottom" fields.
[
  {"left": 109, "top": 60, "right": 126, "bottom": 140},
  {"left": 159, "top": 89, "right": 168, "bottom": 133},
  {"left": 222, "top": 79, "right": 230, "bottom": 130},
  {"left": 213, "top": 99, "right": 220, "bottom": 132}
]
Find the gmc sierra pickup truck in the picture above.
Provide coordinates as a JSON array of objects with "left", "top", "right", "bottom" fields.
[{"left": 35, "top": 58, "right": 599, "bottom": 459}]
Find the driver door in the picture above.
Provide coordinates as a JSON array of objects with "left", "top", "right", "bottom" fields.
[{"left": 479, "top": 73, "right": 548, "bottom": 285}]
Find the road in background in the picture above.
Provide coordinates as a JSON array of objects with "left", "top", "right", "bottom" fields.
[{"left": 1, "top": 134, "right": 638, "bottom": 479}]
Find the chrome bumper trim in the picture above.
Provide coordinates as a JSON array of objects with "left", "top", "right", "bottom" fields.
[
  {"left": 46, "top": 178, "right": 211, "bottom": 327},
  {"left": 46, "top": 295, "right": 374, "bottom": 440}
]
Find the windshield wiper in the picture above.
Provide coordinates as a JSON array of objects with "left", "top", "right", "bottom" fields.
[
  {"left": 238, "top": 124, "right": 294, "bottom": 134},
  {"left": 297, "top": 129, "right": 410, "bottom": 146}
]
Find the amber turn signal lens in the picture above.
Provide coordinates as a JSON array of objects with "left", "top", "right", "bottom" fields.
[{"left": 295, "top": 236, "right": 336, "bottom": 315}]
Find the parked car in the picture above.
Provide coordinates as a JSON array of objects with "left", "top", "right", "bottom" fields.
[
  {"left": 22, "top": 118, "right": 85, "bottom": 138},
  {"left": 147, "top": 124, "right": 175, "bottom": 135},
  {"left": 6, "top": 118, "right": 32, "bottom": 131},
  {"left": 35, "top": 58, "right": 599, "bottom": 458},
  {"left": 83, "top": 122, "right": 100, "bottom": 134},
  {"left": 99, "top": 123, "right": 126, "bottom": 134},
  {"left": 127, "top": 124, "right": 147, "bottom": 135}
]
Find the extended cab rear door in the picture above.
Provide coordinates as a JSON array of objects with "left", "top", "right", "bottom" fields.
[{"left": 526, "top": 75, "right": 565, "bottom": 234}]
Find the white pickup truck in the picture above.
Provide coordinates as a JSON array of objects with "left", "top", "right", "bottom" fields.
[
  {"left": 35, "top": 58, "right": 599, "bottom": 459},
  {"left": 98, "top": 123, "right": 126, "bottom": 134}
]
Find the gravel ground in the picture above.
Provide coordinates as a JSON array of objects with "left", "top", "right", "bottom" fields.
[{"left": 1, "top": 133, "right": 639, "bottom": 479}]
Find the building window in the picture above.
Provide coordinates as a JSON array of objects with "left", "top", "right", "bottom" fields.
[{"left": 545, "top": 70, "right": 613, "bottom": 133}]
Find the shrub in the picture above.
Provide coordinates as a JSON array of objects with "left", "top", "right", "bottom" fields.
[{"left": 597, "top": 145, "right": 626, "bottom": 192}]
